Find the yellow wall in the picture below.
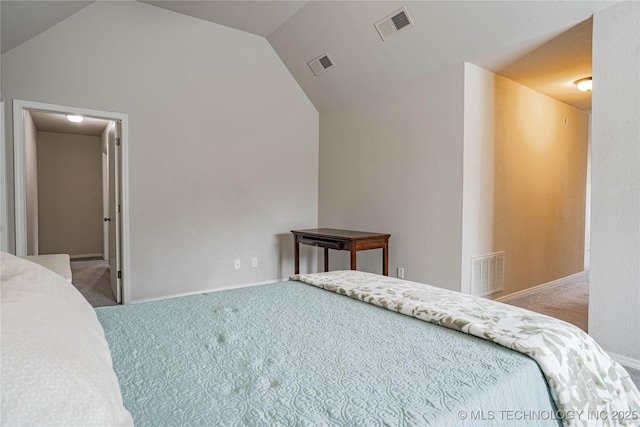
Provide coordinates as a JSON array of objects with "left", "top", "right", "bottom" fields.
[{"left": 493, "top": 74, "right": 589, "bottom": 296}]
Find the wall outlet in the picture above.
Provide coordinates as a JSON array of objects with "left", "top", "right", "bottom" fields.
[
  {"left": 252, "top": 258, "right": 258, "bottom": 268},
  {"left": 234, "top": 259, "right": 241, "bottom": 270},
  {"left": 397, "top": 267, "right": 404, "bottom": 279}
]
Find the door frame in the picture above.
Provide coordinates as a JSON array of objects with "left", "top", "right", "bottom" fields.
[
  {"left": 13, "top": 99, "right": 131, "bottom": 304},
  {"left": 0, "top": 99, "right": 8, "bottom": 252}
]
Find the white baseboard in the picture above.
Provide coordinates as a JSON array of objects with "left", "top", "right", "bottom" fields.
[
  {"left": 131, "top": 278, "right": 283, "bottom": 304},
  {"left": 496, "top": 271, "right": 587, "bottom": 302},
  {"left": 609, "top": 352, "right": 640, "bottom": 371}
]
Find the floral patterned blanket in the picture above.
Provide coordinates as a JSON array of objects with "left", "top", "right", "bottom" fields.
[{"left": 291, "top": 271, "right": 640, "bottom": 427}]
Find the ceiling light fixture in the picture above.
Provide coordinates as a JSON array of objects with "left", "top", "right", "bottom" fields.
[
  {"left": 66, "top": 114, "right": 84, "bottom": 123},
  {"left": 575, "top": 77, "right": 592, "bottom": 92}
]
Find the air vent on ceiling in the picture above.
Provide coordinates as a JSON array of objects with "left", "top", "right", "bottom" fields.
[
  {"left": 308, "top": 53, "right": 335, "bottom": 76},
  {"left": 375, "top": 7, "right": 414, "bottom": 41}
]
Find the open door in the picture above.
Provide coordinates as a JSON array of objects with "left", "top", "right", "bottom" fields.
[
  {"left": 107, "top": 121, "right": 122, "bottom": 303},
  {"left": 14, "top": 99, "right": 129, "bottom": 302}
]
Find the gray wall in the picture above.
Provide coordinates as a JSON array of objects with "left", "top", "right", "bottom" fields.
[
  {"left": 319, "top": 60, "right": 589, "bottom": 298},
  {"left": 319, "top": 63, "right": 465, "bottom": 290},
  {"left": 37, "top": 131, "right": 103, "bottom": 257},
  {"left": 1, "top": 1, "right": 319, "bottom": 301},
  {"left": 1, "top": 0, "right": 638, "bottom": 363},
  {"left": 316, "top": 3, "right": 638, "bottom": 363},
  {"left": 590, "top": 1, "right": 640, "bottom": 363}
]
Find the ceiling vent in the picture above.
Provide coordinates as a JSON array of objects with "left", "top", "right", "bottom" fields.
[
  {"left": 308, "top": 53, "right": 335, "bottom": 76},
  {"left": 375, "top": 7, "right": 414, "bottom": 41}
]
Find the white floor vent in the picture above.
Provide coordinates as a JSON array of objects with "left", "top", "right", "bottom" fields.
[
  {"left": 471, "top": 252, "right": 504, "bottom": 296},
  {"left": 308, "top": 53, "right": 335, "bottom": 76},
  {"left": 374, "top": 7, "right": 414, "bottom": 41}
]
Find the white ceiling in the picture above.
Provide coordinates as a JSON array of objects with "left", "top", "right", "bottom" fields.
[
  {"left": 30, "top": 111, "right": 111, "bottom": 136},
  {"left": 266, "top": 1, "right": 600, "bottom": 112},
  {"left": 1, "top": 1, "right": 608, "bottom": 113},
  {"left": 141, "top": 1, "right": 308, "bottom": 38},
  {"left": 478, "top": 18, "right": 593, "bottom": 112},
  {"left": 0, "top": 0, "right": 93, "bottom": 54}
]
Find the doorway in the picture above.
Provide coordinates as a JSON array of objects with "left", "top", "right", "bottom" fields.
[{"left": 13, "top": 99, "right": 130, "bottom": 304}]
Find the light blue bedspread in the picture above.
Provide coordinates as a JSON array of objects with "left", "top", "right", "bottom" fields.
[{"left": 97, "top": 281, "right": 560, "bottom": 426}]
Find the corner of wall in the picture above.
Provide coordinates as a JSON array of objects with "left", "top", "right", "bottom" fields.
[
  {"left": 461, "top": 64, "right": 589, "bottom": 298},
  {"left": 461, "top": 63, "right": 497, "bottom": 294},
  {"left": 589, "top": 1, "right": 640, "bottom": 361}
]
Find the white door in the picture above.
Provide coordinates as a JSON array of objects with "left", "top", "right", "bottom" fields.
[
  {"left": 102, "top": 142, "right": 109, "bottom": 261},
  {"left": 107, "top": 121, "right": 122, "bottom": 303}
]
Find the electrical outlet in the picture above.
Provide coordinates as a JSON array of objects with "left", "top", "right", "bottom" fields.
[
  {"left": 252, "top": 258, "right": 258, "bottom": 268},
  {"left": 397, "top": 267, "right": 404, "bottom": 279},
  {"left": 234, "top": 259, "right": 241, "bottom": 270}
]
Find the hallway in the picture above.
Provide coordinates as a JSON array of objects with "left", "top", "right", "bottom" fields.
[{"left": 70, "top": 259, "right": 117, "bottom": 307}]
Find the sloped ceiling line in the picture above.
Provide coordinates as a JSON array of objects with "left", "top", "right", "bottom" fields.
[{"left": 1, "top": 1, "right": 599, "bottom": 113}]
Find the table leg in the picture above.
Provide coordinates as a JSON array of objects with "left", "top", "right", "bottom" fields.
[
  {"left": 294, "top": 239, "right": 300, "bottom": 274},
  {"left": 350, "top": 250, "right": 357, "bottom": 271},
  {"left": 324, "top": 247, "right": 329, "bottom": 272},
  {"left": 383, "top": 244, "right": 389, "bottom": 276}
]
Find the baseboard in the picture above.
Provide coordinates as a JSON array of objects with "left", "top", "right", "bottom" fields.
[
  {"left": 131, "top": 279, "right": 282, "bottom": 304},
  {"left": 70, "top": 253, "right": 103, "bottom": 260},
  {"left": 496, "top": 271, "right": 587, "bottom": 302},
  {"left": 609, "top": 352, "right": 640, "bottom": 370}
]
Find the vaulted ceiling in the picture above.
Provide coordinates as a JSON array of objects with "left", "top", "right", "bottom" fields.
[{"left": 2, "top": 1, "right": 611, "bottom": 113}]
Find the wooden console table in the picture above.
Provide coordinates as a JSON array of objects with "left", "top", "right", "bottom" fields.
[{"left": 291, "top": 228, "right": 391, "bottom": 276}]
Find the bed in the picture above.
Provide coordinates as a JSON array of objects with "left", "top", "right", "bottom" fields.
[
  {"left": 2, "top": 251, "right": 639, "bottom": 426},
  {"left": 19, "top": 254, "right": 72, "bottom": 282}
]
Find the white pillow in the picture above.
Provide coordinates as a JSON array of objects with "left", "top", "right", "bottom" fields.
[{"left": 1, "top": 252, "right": 133, "bottom": 426}]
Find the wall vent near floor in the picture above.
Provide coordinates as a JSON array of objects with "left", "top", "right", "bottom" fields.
[
  {"left": 374, "top": 7, "right": 414, "bottom": 41},
  {"left": 308, "top": 53, "right": 335, "bottom": 76},
  {"left": 471, "top": 252, "right": 505, "bottom": 296}
]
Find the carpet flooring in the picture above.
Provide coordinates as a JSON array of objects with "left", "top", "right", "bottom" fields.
[
  {"left": 70, "top": 259, "right": 118, "bottom": 307},
  {"left": 501, "top": 273, "right": 589, "bottom": 332}
]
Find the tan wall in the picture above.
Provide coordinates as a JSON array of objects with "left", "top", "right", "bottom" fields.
[
  {"left": 37, "top": 131, "right": 103, "bottom": 256},
  {"left": 463, "top": 64, "right": 588, "bottom": 297},
  {"left": 491, "top": 72, "right": 589, "bottom": 297}
]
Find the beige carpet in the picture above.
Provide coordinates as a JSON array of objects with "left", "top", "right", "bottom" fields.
[
  {"left": 70, "top": 260, "right": 118, "bottom": 307},
  {"left": 501, "top": 273, "right": 589, "bottom": 332}
]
